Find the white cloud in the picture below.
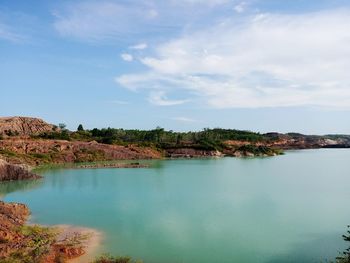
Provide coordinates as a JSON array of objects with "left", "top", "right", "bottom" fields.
[
  {"left": 53, "top": 2, "right": 161, "bottom": 42},
  {"left": 110, "top": 100, "right": 129, "bottom": 105},
  {"left": 130, "top": 43, "right": 148, "bottom": 50},
  {"left": 178, "top": 0, "right": 230, "bottom": 6},
  {"left": 148, "top": 91, "right": 189, "bottom": 106},
  {"left": 172, "top": 117, "right": 200, "bottom": 123},
  {"left": 117, "top": 9, "right": 350, "bottom": 109},
  {"left": 234, "top": 2, "right": 247, "bottom": 13},
  {"left": 121, "top": 53, "right": 133, "bottom": 61},
  {"left": 148, "top": 9, "right": 158, "bottom": 18},
  {"left": 52, "top": 1, "right": 240, "bottom": 43}
]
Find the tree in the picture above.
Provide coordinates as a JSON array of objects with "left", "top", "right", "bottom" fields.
[
  {"left": 77, "top": 124, "right": 84, "bottom": 131},
  {"left": 336, "top": 225, "right": 350, "bottom": 262},
  {"left": 58, "top": 123, "right": 66, "bottom": 130}
]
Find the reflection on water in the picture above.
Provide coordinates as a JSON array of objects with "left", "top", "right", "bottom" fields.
[
  {"left": 0, "top": 178, "right": 43, "bottom": 198},
  {"left": 3, "top": 150, "right": 350, "bottom": 263}
]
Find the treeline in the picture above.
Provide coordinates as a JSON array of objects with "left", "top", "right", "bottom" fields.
[{"left": 34, "top": 125, "right": 266, "bottom": 151}]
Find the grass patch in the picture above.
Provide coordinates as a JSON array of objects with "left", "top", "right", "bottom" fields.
[{"left": 0, "top": 149, "right": 17, "bottom": 157}]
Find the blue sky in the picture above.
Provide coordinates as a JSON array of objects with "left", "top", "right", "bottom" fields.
[{"left": 1, "top": 0, "right": 350, "bottom": 134}]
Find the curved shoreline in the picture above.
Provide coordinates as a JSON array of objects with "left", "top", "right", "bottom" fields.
[
  {"left": 0, "top": 199, "right": 103, "bottom": 263},
  {"left": 55, "top": 225, "right": 104, "bottom": 263}
]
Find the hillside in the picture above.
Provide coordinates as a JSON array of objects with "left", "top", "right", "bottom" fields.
[
  {"left": 0, "top": 117, "right": 57, "bottom": 137},
  {"left": 0, "top": 116, "right": 349, "bottom": 169}
]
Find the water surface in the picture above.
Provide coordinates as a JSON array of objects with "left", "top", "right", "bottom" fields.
[{"left": 2, "top": 149, "right": 350, "bottom": 263}]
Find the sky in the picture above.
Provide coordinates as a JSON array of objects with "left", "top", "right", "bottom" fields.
[{"left": 1, "top": 0, "right": 350, "bottom": 134}]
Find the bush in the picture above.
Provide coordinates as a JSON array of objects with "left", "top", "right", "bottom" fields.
[{"left": 1, "top": 225, "right": 58, "bottom": 263}]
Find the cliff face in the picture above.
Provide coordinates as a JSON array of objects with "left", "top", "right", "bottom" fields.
[
  {"left": 0, "top": 116, "right": 57, "bottom": 137},
  {"left": 0, "top": 159, "right": 41, "bottom": 181}
]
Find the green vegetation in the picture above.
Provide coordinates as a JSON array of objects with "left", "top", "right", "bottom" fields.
[
  {"left": 0, "top": 149, "right": 17, "bottom": 157},
  {"left": 34, "top": 130, "right": 70, "bottom": 141},
  {"left": 0, "top": 148, "right": 55, "bottom": 165},
  {"left": 87, "top": 127, "right": 265, "bottom": 147},
  {"left": 2, "top": 129, "right": 19, "bottom": 137},
  {"left": 1, "top": 225, "right": 58, "bottom": 263},
  {"left": 34, "top": 126, "right": 269, "bottom": 151},
  {"left": 93, "top": 254, "right": 141, "bottom": 263},
  {"left": 334, "top": 226, "right": 350, "bottom": 263},
  {"left": 236, "top": 145, "right": 281, "bottom": 156},
  {"left": 29, "top": 125, "right": 283, "bottom": 156},
  {"left": 29, "top": 153, "right": 52, "bottom": 161}
]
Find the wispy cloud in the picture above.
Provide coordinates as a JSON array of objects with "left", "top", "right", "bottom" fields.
[
  {"left": 172, "top": 116, "right": 200, "bottom": 123},
  {"left": 177, "top": 0, "right": 231, "bottom": 6},
  {"left": 117, "top": 9, "right": 350, "bottom": 109},
  {"left": 121, "top": 53, "right": 133, "bottom": 62},
  {"left": 53, "top": 1, "right": 159, "bottom": 42},
  {"left": 110, "top": 100, "right": 129, "bottom": 105},
  {"left": 52, "top": 0, "right": 242, "bottom": 43},
  {"left": 234, "top": 2, "right": 247, "bottom": 13},
  {"left": 0, "top": 22, "right": 24, "bottom": 43},
  {"left": 148, "top": 91, "right": 189, "bottom": 106},
  {"left": 130, "top": 43, "right": 148, "bottom": 50}
]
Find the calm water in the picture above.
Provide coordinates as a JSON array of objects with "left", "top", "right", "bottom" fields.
[{"left": 1, "top": 149, "right": 350, "bottom": 263}]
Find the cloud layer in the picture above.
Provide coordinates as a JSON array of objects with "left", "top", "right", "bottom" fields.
[
  {"left": 117, "top": 9, "right": 350, "bottom": 108},
  {"left": 53, "top": 0, "right": 242, "bottom": 43}
]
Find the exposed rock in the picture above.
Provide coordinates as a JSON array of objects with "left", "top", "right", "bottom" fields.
[
  {"left": 0, "top": 138, "right": 163, "bottom": 166},
  {"left": 0, "top": 201, "right": 30, "bottom": 258},
  {"left": 0, "top": 116, "right": 57, "bottom": 137},
  {"left": 264, "top": 133, "right": 350, "bottom": 149},
  {"left": 0, "top": 158, "right": 41, "bottom": 181},
  {"left": 0, "top": 201, "right": 97, "bottom": 263},
  {"left": 165, "top": 148, "right": 223, "bottom": 158},
  {"left": 75, "top": 162, "right": 149, "bottom": 169}
]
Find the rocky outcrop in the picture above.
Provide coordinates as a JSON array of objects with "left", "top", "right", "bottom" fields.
[
  {"left": 0, "top": 201, "right": 30, "bottom": 258},
  {"left": 0, "top": 116, "right": 57, "bottom": 137},
  {"left": 0, "top": 201, "right": 90, "bottom": 263},
  {"left": 0, "top": 138, "right": 163, "bottom": 166},
  {"left": 264, "top": 133, "right": 350, "bottom": 149},
  {"left": 0, "top": 159, "right": 41, "bottom": 181},
  {"left": 165, "top": 148, "right": 223, "bottom": 158}
]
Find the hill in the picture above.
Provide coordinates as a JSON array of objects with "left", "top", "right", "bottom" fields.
[{"left": 0, "top": 117, "right": 57, "bottom": 137}]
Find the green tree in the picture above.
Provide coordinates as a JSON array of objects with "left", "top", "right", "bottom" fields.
[
  {"left": 77, "top": 124, "right": 84, "bottom": 131},
  {"left": 336, "top": 226, "right": 350, "bottom": 262},
  {"left": 58, "top": 123, "right": 66, "bottom": 130}
]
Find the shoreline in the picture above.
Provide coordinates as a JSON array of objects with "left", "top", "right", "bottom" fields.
[
  {"left": 0, "top": 199, "right": 103, "bottom": 263},
  {"left": 55, "top": 225, "right": 104, "bottom": 263}
]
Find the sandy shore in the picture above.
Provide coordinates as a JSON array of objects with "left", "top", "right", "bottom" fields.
[{"left": 54, "top": 224, "right": 104, "bottom": 263}]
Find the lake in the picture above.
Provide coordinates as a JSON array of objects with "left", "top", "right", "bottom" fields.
[{"left": 1, "top": 149, "right": 350, "bottom": 263}]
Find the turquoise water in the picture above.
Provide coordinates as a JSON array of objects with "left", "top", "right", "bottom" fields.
[{"left": 1, "top": 149, "right": 350, "bottom": 263}]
